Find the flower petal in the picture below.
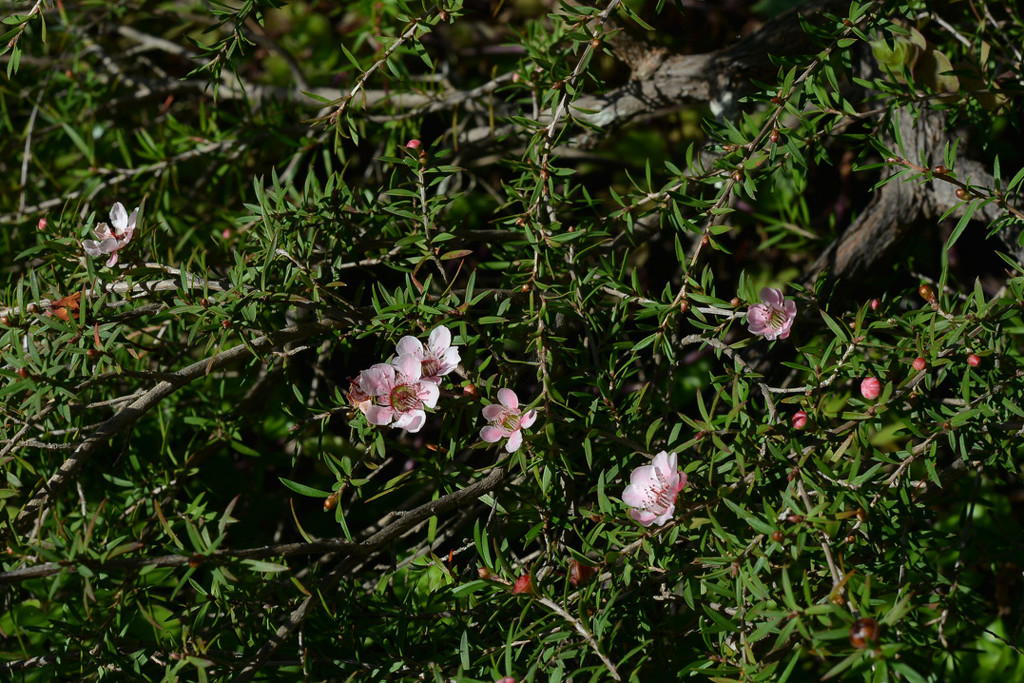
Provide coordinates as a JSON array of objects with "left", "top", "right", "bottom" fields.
[
  {"left": 651, "top": 451, "right": 674, "bottom": 474},
  {"left": 482, "top": 404, "right": 504, "bottom": 421},
  {"left": 106, "top": 252, "right": 119, "bottom": 267},
  {"left": 395, "top": 336, "right": 423, "bottom": 357},
  {"left": 628, "top": 508, "right": 658, "bottom": 527},
  {"left": 365, "top": 405, "right": 393, "bottom": 426},
  {"left": 427, "top": 325, "right": 451, "bottom": 354},
  {"left": 629, "top": 464, "right": 656, "bottom": 488},
  {"left": 760, "top": 287, "right": 783, "bottom": 306},
  {"left": 505, "top": 430, "right": 523, "bottom": 453},
  {"left": 394, "top": 410, "right": 426, "bottom": 433},
  {"left": 110, "top": 202, "right": 128, "bottom": 232},
  {"left": 417, "top": 381, "right": 439, "bottom": 409},
  {"left": 519, "top": 409, "right": 537, "bottom": 429},
  {"left": 497, "top": 388, "right": 518, "bottom": 410},
  {"left": 480, "top": 425, "right": 504, "bottom": 443},
  {"left": 93, "top": 222, "right": 114, "bottom": 241},
  {"left": 621, "top": 483, "right": 648, "bottom": 508},
  {"left": 360, "top": 364, "right": 395, "bottom": 396},
  {"left": 392, "top": 353, "right": 422, "bottom": 380},
  {"left": 83, "top": 237, "right": 118, "bottom": 256}
]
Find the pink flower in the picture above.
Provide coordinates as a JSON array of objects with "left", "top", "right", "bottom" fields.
[
  {"left": 860, "top": 377, "right": 881, "bottom": 400},
  {"left": 358, "top": 355, "right": 439, "bottom": 433},
  {"left": 747, "top": 287, "right": 796, "bottom": 340},
  {"left": 83, "top": 202, "right": 137, "bottom": 267},
  {"left": 496, "top": 677, "right": 516, "bottom": 683},
  {"left": 792, "top": 410, "right": 808, "bottom": 430},
  {"left": 395, "top": 325, "right": 460, "bottom": 384},
  {"left": 480, "top": 388, "right": 537, "bottom": 453},
  {"left": 912, "top": 357, "right": 926, "bottom": 371},
  {"left": 622, "top": 451, "right": 687, "bottom": 527},
  {"left": 405, "top": 139, "right": 422, "bottom": 149},
  {"left": 37, "top": 217, "right": 47, "bottom": 231}
]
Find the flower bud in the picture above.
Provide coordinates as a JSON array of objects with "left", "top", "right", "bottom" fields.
[
  {"left": 849, "top": 617, "right": 879, "bottom": 648},
  {"left": 405, "top": 139, "right": 421, "bottom": 149},
  {"left": 932, "top": 165, "right": 948, "bottom": 175},
  {"left": 37, "top": 217, "right": 47, "bottom": 231},
  {"left": 792, "top": 410, "right": 808, "bottom": 430},
  {"left": 955, "top": 187, "right": 968, "bottom": 200},
  {"left": 512, "top": 574, "right": 533, "bottom": 595},
  {"left": 918, "top": 284, "right": 936, "bottom": 303},
  {"left": 870, "top": 298, "right": 880, "bottom": 310},
  {"left": 967, "top": 354, "right": 980, "bottom": 367},
  {"left": 860, "top": 377, "right": 881, "bottom": 400},
  {"left": 478, "top": 566, "right": 492, "bottom": 580},
  {"left": 569, "top": 560, "right": 596, "bottom": 587},
  {"left": 912, "top": 357, "right": 926, "bottom": 371},
  {"left": 771, "top": 530, "right": 784, "bottom": 542}
]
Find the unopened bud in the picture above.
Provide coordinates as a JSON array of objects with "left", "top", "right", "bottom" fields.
[
  {"left": 478, "top": 566, "right": 492, "bottom": 580},
  {"left": 912, "top": 357, "right": 926, "bottom": 371},
  {"left": 955, "top": 188, "right": 968, "bottom": 200},
  {"left": 512, "top": 574, "right": 533, "bottom": 595},
  {"left": 918, "top": 284, "right": 936, "bottom": 303},
  {"left": 792, "top": 410, "right": 808, "bottom": 430},
  {"left": 860, "top": 377, "right": 881, "bottom": 400},
  {"left": 405, "top": 139, "right": 421, "bottom": 149},
  {"left": 967, "top": 354, "right": 980, "bottom": 367},
  {"left": 932, "top": 165, "right": 948, "bottom": 175},
  {"left": 870, "top": 298, "right": 880, "bottom": 310}
]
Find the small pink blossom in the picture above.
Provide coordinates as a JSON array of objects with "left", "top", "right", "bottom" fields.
[
  {"left": 622, "top": 451, "right": 687, "bottom": 527},
  {"left": 480, "top": 388, "right": 537, "bottom": 453},
  {"left": 405, "top": 139, "right": 422, "bottom": 149},
  {"left": 83, "top": 202, "right": 137, "bottom": 267},
  {"left": 37, "top": 217, "right": 47, "bottom": 231},
  {"left": 358, "top": 354, "right": 439, "bottom": 433},
  {"left": 496, "top": 677, "right": 516, "bottom": 683},
  {"left": 792, "top": 410, "right": 808, "bottom": 430},
  {"left": 860, "top": 377, "right": 881, "bottom": 400},
  {"left": 395, "top": 325, "right": 460, "bottom": 384},
  {"left": 747, "top": 287, "right": 796, "bottom": 340}
]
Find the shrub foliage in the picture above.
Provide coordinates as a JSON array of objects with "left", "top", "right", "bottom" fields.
[{"left": 1, "top": 0, "right": 1024, "bottom": 680}]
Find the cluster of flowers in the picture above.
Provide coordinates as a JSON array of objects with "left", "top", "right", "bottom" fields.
[
  {"left": 348, "top": 326, "right": 537, "bottom": 453},
  {"left": 348, "top": 326, "right": 460, "bottom": 434}
]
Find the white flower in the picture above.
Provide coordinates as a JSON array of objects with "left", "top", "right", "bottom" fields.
[{"left": 83, "top": 202, "right": 138, "bottom": 267}]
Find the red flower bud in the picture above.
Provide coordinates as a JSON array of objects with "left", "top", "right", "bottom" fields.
[
  {"left": 792, "top": 410, "right": 808, "bottom": 430},
  {"left": 512, "top": 574, "right": 533, "bottom": 595},
  {"left": 967, "top": 354, "right": 980, "bottom": 367},
  {"left": 860, "top": 377, "right": 881, "bottom": 400},
  {"left": 912, "top": 357, "right": 926, "bottom": 371}
]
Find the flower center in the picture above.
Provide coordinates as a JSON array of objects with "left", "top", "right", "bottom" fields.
[
  {"left": 767, "top": 306, "right": 788, "bottom": 330},
  {"left": 421, "top": 358, "right": 441, "bottom": 378},
  {"left": 645, "top": 470, "right": 674, "bottom": 511},
  {"left": 499, "top": 411, "right": 521, "bottom": 433},
  {"left": 389, "top": 383, "right": 421, "bottom": 412}
]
